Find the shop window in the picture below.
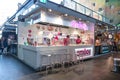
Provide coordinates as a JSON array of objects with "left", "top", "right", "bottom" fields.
[
  {"left": 110, "top": 19, "right": 113, "bottom": 23},
  {"left": 105, "top": 0, "right": 109, "bottom": 3},
  {"left": 92, "top": 3, "right": 95, "bottom": 7},
  {"left": 98, "top": 8, "right": 103, "bottom": 12},
  {"left": 109, "top": 5, "right": 114, "bottom": 9}
]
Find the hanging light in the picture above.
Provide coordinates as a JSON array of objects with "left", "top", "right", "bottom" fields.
[
  {"left": 48, "top": 9, "right": 52, "bottom": 12},
  {"left": 64, "top": 14, "right": 68, "bottom": 16}
]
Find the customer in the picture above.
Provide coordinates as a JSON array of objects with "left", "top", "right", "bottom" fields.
[
  {"left": 112, "top": 39, "right": 118, "bottom": 53},
  {"left": 1, "top": 37, "right": 4, "bottom": 54},
  {"left": 76, "top": 35, "right": 82, "bottom": 44},
  {"left": 7, "top": 38, "right": 12, "bottom": 53},
  {"left": 95, "top": 37, "right": 101, "bottom": 55},
  {"left": 64, "top": 35, "right": 70, "bottom": 46},
  {"left": 1, "top": 37, "right": 8, "bottom": 55}
]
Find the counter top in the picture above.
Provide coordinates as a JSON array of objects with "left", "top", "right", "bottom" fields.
[
  {"left": 19, "top": 44, "right": 93, "bottom": 48},
  {"left": 18, "top": 43, "right": 94, "bottom": 70}
]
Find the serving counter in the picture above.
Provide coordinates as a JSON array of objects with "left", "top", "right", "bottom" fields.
[{"left": 18, "top": 44, "right": 94, "bottom": 70}]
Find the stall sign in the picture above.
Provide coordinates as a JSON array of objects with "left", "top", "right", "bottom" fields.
[
  {"left": 71, "top": 20, "right": 88, "bottom": 30},
  {"left": 75, "top": 47, "right": 93, "bottom": 60}
]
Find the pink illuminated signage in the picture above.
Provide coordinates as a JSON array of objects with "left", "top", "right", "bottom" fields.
[
  {"left": 76, "top": 49, "right": 91, "bottom": 56},
  {"left": 75, "top": 47, "right": 93, "bottom": 60},
  {"left": 70, "top": 20, "right": 88, "bottom": 30}
]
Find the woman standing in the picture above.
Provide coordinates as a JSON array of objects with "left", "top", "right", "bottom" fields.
[
  {"left": 76, "top": 35, "right": 82, "bottom": 44},
  {"left": 64, "top": 35, "right": 70, "bottom": 46}
]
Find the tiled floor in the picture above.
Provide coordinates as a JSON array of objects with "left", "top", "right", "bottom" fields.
[
  {"left": 0, "top": 52, "right": 120, "bottom": 80},
  {"left": 0, "top": 55, "right": 35, "bottom": 80}
]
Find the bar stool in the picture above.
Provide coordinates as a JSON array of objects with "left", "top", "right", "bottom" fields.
[
  {"left": 60, "top": 53, "right": 73, "bottom": 72},
  {"left": 51, "top": 49, "right": 67, "bottom": 72},
  {"left": 65, "top": 50, "right": 78, "bottom": 70},
  {"left": 78, "top": 53, "right": 85, "bottom": 72},
  {"left": 40, "top": 51, "right": 54, "bottom": 76},
  {"left": 48, "top": 50, "right": 62, "bottom": 73},
  {"left": 73, "top": 53, "right": 85, "bottom": 74},
  {"left": 40, "top": 53, "right": 52, "bottom": 80},
  {"left": 71, "top": 53, "right": 79, "bottom": 70}
]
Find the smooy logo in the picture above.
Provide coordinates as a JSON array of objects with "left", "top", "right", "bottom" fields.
[{"left": 76, "top": 49, "right": 91, "bottom": 56}]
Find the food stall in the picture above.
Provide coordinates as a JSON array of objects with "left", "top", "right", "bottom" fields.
[
  {"left": 115, "top": 32, "right": 120, "bottom": 51},
  {"left": 18, "top": 10, "right": 94, "bottom": 70},
  {"left": 94, "top": 24, "right": 113, "bottom": 55}
]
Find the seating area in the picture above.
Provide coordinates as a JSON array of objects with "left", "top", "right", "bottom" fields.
[{"left": 39, "top": 49, "right": 86, "bottom": 80}]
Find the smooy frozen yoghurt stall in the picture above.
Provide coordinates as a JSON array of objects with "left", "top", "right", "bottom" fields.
[{"left": 18, "top": 8, "right": 95, "bottom": 70}]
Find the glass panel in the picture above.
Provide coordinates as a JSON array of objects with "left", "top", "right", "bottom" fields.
[
  {"left": 64, "top": 0, "right": 75, "bottom": 10},
  {"left": 71, "top": 1, "right": 76, "bottom": 10},
  {"left": 85, "top": 8, "right": 92, "bottom": 17},
  {"left": 76, "top": 4, "right": 85, "bottom": 14},
  {"left": 62, "top": 0, "right": 111, "bottom": 24},
  {"left": 93, "top": 12, "right": 99, "bottom": 19},
  {"left": 98, "top": 15, "right": 102, "bottom": 21},
  {"left": 102, "top": 16, "right": 105, "bottom": 22},
  {"left": 22, "top": 4, "right": 38, "bottom": 15}
]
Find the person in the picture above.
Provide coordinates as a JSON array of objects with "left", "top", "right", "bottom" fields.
[
  {"left": 112, "top": 40, "right": 118, "bottom": 52},
  {"left": 64, "top": 35, "right": 70, "bottom": 46},
  {"left": 51, "top": 36, "right": 58, "bottom": 46},
  {"left": 1, "top": 37, "right": 8, "bottom": 54},
  {"left": 43, "top": 38, "right": 47, "bottom": 45},
  {"left": 1, "top": 37, "right": 4, "bottom": 54},
  {"left": 76, "top": 35, "right": 82, "bottom": 44},
  {"left": 46, "top": 38, "right": 50, "bottom": 46},
  {"left": 7, "top": 38, "right": 12, "bottom": 53},
  {"left": 95, "top": 38, "right": 101, "bottom": 55},
  {"left": 107, "top": 39, "right": 112, "bottom": 52}
]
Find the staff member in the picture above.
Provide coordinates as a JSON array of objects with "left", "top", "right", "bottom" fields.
[
  {"left": 64, "top": 35, "right": 70, "bottom": 46},
  {"left": 76, "top": 35, "right": 82, "bottom": 44}
]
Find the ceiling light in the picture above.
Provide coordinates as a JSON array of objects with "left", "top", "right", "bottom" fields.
[
  {"left": 64, "top": 14, "right": 68, "bottom": 16},
  {"left": 79, "top": 18, "right": 82, "bottom": 20},
  {"left": 48, "top": 9, "right": 52, "bottom": 12}
]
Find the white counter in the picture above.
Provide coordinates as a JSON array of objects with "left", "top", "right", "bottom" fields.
[{"left": 18, "top": 44, "right": 94, "bottom": 70}]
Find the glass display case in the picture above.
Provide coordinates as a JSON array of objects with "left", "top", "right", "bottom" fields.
[{"left": 18, "top": 23, "right": 94, "bottom": 47}]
